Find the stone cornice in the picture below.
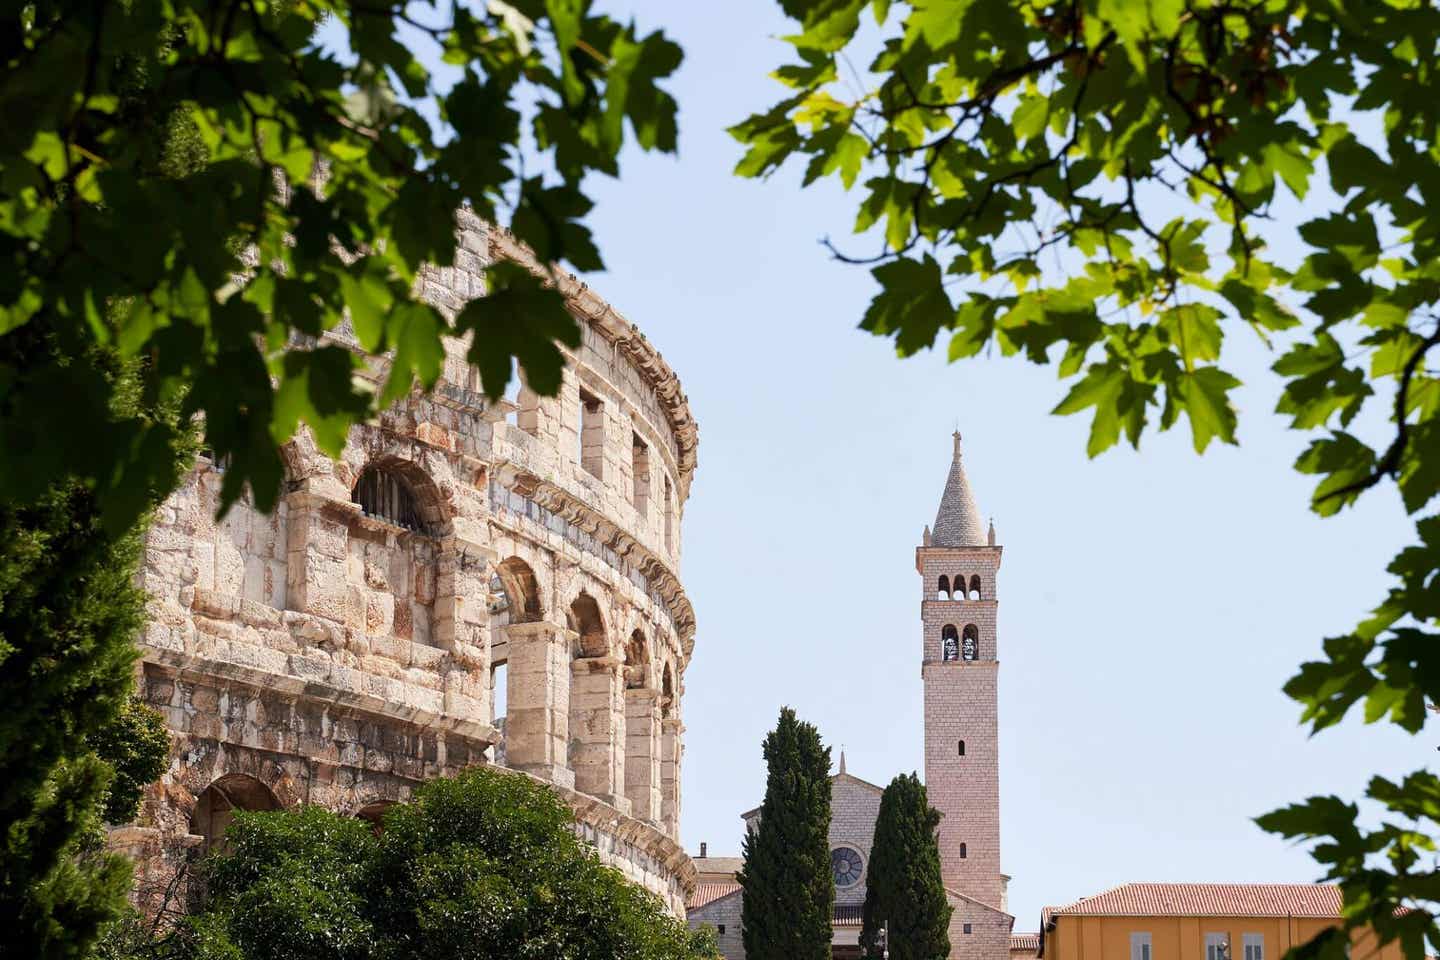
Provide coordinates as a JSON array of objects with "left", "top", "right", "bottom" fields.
[
  {"left": 144, "top": 647, "right": 501, "bottom": 747},
  {"left": 490, "top": 460, "right": 697, "bottom": 664},
  {"left": 477, "top": 217, "right": 699, "bottom": 504}
]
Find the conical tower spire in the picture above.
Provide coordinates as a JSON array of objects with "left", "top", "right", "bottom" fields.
[{"left": 931, "top": 431, "right": 986, "bottom": 547}]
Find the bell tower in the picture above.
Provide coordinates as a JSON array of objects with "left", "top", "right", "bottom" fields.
[{"left": 919, "top": 431, "right": 1005, "bottom": 910}]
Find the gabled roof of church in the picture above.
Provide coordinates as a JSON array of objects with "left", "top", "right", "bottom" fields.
[
  {"left": 738, "top": 757, "right": 884, "bottom": 819},
  {"left": 932, "top": 432, "right": 987, "bottom": 547}
]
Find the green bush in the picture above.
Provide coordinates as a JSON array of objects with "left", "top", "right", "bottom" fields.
[{"left": 135, "top": 767, "right": 714, "bottom": 960}]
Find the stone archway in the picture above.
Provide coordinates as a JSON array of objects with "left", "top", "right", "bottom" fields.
[{"left": 190, "top": 773, "right": 281, "bottom": 853}]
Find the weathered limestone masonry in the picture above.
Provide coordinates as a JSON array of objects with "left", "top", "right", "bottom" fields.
[
  {"left": 921, "top": 431, "right": 1012, "bottom": 960},
  {"left": 110, "top": 211, "right": 700, "bottom": 917}
]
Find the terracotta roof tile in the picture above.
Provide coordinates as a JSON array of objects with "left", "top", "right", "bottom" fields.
[
  {"left": 687, "top": 882, "right": 741, "bottom": 910},
  {"left": 1053, "top": 883, "right": 1341, "bottom": 918},
  {"left": 1011, "top": 933, "right": 1041, "bottom": 951}
]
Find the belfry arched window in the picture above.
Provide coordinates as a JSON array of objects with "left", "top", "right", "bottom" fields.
[
  {"left": 962, "top": 624, "right": 980, "bottom": 661},
  {"left": 353, "top": 465, "right": 426, "bottom": 533},
  {"left": 969, "top": 575, "right": 982, "bottom": 600},
  {"left": 941, "top": 624, "right": 960, "bottom": 662},
  {"left": 937, "top": 575, "right": 951, "bottom": 600}
]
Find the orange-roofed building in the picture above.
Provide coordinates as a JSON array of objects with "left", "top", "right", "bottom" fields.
[{"left": 1038, "top": 883, "right": 1403, "bottom": 960}]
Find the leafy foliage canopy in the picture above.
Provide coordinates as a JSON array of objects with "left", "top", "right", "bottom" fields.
[{"left": 1, "top": 0, "right": 681, "bottom": 531}]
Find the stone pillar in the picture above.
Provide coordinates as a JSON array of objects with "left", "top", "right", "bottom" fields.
[
  {"left": 503, "top": 620, "right": 574, "bottom": 788},
  {"left": 660, "top": 715, "right": 683, "bottom": 838},
  {"left": 283, "top": 492, "right": 352, "bottom": 623},
  {"left": 624, "top": 687, "right": 661, "bottom": 823},
  {"left": 435, "top": 538, "right": 495, "bottom": 725},
  {"left": 568, "top": 656, "right": 628, "bottom": 812}
]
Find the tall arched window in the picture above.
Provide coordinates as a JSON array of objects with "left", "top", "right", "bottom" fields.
[
  {"left": 661, "top": 663, "right": 675, "bottom": 718},
  {"left": 941, "top": 624, "right": 960, "bottom": 662},
  {"left": 962, "top": 624, "right": 980, "bottom": 661},
  {"left": 353, "top": 464, "right": 426, "bottom": 533},
  {"left": 969, "top": 575, "right": 982, "bottom": 600},
  {"left": 937, "top": 575, "right": 951, "bottom": 600}
]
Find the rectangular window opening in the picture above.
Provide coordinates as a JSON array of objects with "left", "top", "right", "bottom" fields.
[
  {"left": 632, "top": 432, "right": 650, "bottom": 518},
  {"left": 663, "top": 475, "right": 674, "bottom": 553},
  {"left": 579, "top": 388, "right": 604, "bottom": 479},
  {"left": 1243, "top": 934, "right": 1264, "bottom": 960},
  {"left": 958, "top": 739, "right": 965, "bottom": 756},
  {"left": 1205, "top": 933, "right": 1229, "bottom": 960},
  {"left": 1130, "top": 932, "right": 1152, "bottom": 960},
  {"left": 962, "top": 924, "right": 972, "bottom": 935}
]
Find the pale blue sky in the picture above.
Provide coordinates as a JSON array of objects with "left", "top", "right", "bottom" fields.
[
  {"left": 566, "top": 1, "right": 1427, "bottom": 929},
  {"left": 333, "top": 2, "right": 1429, "bottom": 929}
]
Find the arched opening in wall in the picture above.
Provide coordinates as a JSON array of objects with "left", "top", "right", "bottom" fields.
[
  {"left": 937, "top": 575, "right": 951, "bottom": 601},
  {"left": 355, "top": 800, "right": 396, "bottom": 836},
  {"left": 624, "top": 630, "right": 648, "bottom": 689},
  {"left": 959, "top": 842, "right": 967, "bottom": 859},
  {"left": 661, "top": 663, "right": 675, "bottom": 719},
  {"left": 567, "top": 592, "right": 609, "bottom": 793},
  {"left": 941, "top": 624, "right": 960, "bottom": 662},
  {"left": 962, "top": 624, "right": 980, "bottom": 661},
  {"left": 190, "top": 774, "right": 280, "bottom": 853},
  {"left": 568, "top": 592, "right": 607, "bottom": 659},
  {"left": 352, "top": 464, "right": 428, "bottom": 534},
  {"left": 969, "top": 575, "right": 982, "bottom": 600},
  {"left": 494, "top": 557, "right": 542, "bottom": 623}
]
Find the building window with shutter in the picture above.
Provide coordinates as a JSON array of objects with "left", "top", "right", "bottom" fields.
[
  {"left": 1243, "top": 934, "right": 1264, "bottom": 960},
  {"left": 1206, "top": 933, "right": 1229, "bottom": 960},
  {"left": 1130, "top": 932, "right": 1152, "bottom": 960}
]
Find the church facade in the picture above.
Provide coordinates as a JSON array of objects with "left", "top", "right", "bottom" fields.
[{"left": 688, "top": 435, "right": 1038, "bottom": 960}]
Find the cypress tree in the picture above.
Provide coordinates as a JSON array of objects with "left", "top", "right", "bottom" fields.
[
  {"left": 859, "top": 774, "right": 951, "bottom": 960},
  {"left": 739, "top": 707, "right": 834, "bottom": 960},
  {"left": 0, "top": 326, "right": 183, "bottom": 960}
]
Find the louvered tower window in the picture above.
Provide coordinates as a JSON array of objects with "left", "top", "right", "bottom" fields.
[{"left": 353, "top": 466, "right": 426, "bottom": 533}]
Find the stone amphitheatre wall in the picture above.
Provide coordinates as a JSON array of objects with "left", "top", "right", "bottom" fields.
[{"left": 112, "top": 214, "right": 700, "bottom": 917}]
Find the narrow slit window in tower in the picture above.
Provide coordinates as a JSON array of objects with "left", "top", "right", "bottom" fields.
[
  {"left": 959, "top": 842, "right": 967, "bottom": 859},
  {"left": 958, "top": 739, "right": 965, "bottom": 756}
]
